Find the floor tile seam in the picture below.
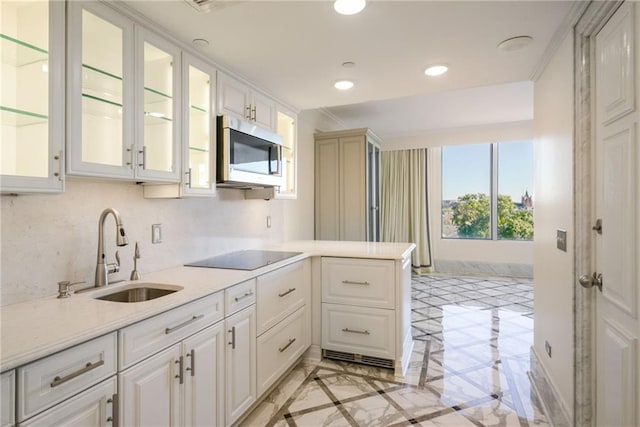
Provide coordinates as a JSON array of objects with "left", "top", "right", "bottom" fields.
[
  {"left": 365, "top": 378, "right": 422, "bottom": 426},
  {"left": 314, "top": 365, "right": 409, "bottom": 386},
  {"left": 314, "top": 375, "right": 360, "bottom": 427},
  {"left": 500, "top": 357, "right": 535, "bottom": 426},
  {"left": 418, "top": 339, "right": 431, "bottom": 388},
  {"left": 264, "top": 365, "right": 324, "bottom": 426}
]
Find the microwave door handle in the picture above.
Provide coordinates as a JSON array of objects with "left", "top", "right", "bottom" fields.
[{"left": 269, "top": 145, "right": 281, "bottom": 175}]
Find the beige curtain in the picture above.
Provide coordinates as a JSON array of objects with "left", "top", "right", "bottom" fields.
[{"left": 381, "top": 149, "right": 433, "bottom": 274}]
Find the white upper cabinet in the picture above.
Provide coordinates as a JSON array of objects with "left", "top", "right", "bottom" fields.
[
  {"left": 67, "top": 2, "right": 181, "bottom": 183},
  {"left": 135, "top": 27, "right": 181, "bottom": 182},
  {"left": 66, "top": 1, "right": 133, "bottom": 180},
  {"left": 143, "top": 53, "right": 216, "bottom": 198},
  {"left": 217, "top": 71, "right": 276, "bottom": 131},
  {"left": 1, "top": 0, "right": 65, "bottom": 193}
]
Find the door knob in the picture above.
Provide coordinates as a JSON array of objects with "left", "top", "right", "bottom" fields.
[{"left": 579, "top": 273, "right": 603, "bottom": 291}]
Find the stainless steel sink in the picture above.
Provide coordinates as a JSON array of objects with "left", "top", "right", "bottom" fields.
[{"left": 94, "top": 284, "right": 182, "bottom": 303}]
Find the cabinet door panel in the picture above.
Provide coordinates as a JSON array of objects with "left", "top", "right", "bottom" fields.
[
  {"left": 315, "top": 139, "right": 340, "bottom": 240},
  {"left": 66, "top": 1, "right": 133, "bottom": 179},
  {"left": 119, "top": 344, "right": 182, "bottom": 427},
  {"left": 20, "top": 377, "right": 116, "bottom": 427},
  {"left": 135, "top": 28, "right": 181, "bottom": 182},
  {"left": 183, "top": 323, "right": 225, "bottom": 427},
  {"left": 217, "top": 72, "right": 250, "bottom": 120},
  {"left": 340, "top": 136, "right": 366, "bottom": 241},
  {"left": 251, "top": 90, "right": 276, "bottom": 131},
  {"left": 225, "top": 306, "right": 256, "bottom": 425},
  {"left": 1, "top": 0, "right": 64, "bottom": 193},
  {"left": 1, "top": 371, "right": 15, "bottom": 427}
]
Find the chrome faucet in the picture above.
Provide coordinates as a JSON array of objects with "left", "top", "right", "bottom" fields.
[{"left": 95, "top": 208, "right": 128, "bottom": 287}]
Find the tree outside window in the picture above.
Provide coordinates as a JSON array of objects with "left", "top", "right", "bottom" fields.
[{"left": 441, "top": 141, "right": 533, "bottom": 241}]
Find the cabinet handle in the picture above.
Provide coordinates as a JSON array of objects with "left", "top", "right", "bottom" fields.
[
  {"left": 53, "top": 151, "right": 63, "bottom": 181},
  {"left": 186, "top": 349, "right": 195, "bottom": 376},
  {"left": 165, "top": 314, "right": 204, "bottom": 334},
  {"left": 245, "top": 105, "right": 252, "bottom": 120},
  {"left": 234, "top": 291, "right": 253, "bottom": 302},
  {"left": 278, "top": 288, "right": 296, "bottom": 297},
  {"left": 251, "top": 106, "right": 256, "bottom": 121},
  {"left": 342, "top": 328, "right": 370, "bottom": 335},
  {"left": 186, "top": 168, "right": 192, "bottom": 188},
  {"left": 228, "top": 326, "right": 236, "bottom": 349},
  {"left": 126, "top": 146, "right": 133, "bottom": 167},
  {"left": 139, "top": 146, "right": 147, "bottom": 170},
  {"left": 50, "top": 359, "right": 105, "bottom": 388},
  {"left": 175, "top": 356, "right": 184, "bottom": 384},
  {"left": 278, "top": 338, "right": 296, "bottom": 353},
  {"left": 342, "top": 280, "right": 370, "bottom": 286},
  {"left": 107, "top": 393, "right": 118, "bottom": 426}
]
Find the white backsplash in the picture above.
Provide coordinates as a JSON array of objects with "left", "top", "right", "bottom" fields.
[{"left": 1, "top": 179, "right": 284, "bottom": 306}]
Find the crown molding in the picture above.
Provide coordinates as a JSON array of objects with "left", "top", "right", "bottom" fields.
[{"left": 530, "top": 1, "right": 590, "bottom": 82}]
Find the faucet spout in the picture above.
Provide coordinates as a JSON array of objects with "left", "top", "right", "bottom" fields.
[{"left": 95, "top": 208, "right": 128, "bottom": 287}]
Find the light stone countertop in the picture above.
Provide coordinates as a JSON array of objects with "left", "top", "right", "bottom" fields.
[{"left": 1, "top": 240, "right": 415, "bottom": 371}]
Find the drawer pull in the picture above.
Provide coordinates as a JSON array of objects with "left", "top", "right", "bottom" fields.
[
  {"left": 342, "top": 328, "right": 370, "bottom": 335},
  {"left": 50, "top": 359, "right": 105, "bottom": 388},
  {"left": 165, "top": 315, "right": 204, "bottom": 334},
  {"left": 278, "top": 288, "right": 296, "bottom": 297},
  {"left": 228, "top": 326, "right": 236, "bottom": 349},
  {"left": 107, "top": 393, "right": 118, "bottom": 426},
  {"left": 278, "top": 338, "right": 297, "bottom": 353},
  {"left": 234, "top": 291, "right": 254, "bottom": 302},
  {"left": 342, "top": 280, "right": 370, "bottom": 286}
]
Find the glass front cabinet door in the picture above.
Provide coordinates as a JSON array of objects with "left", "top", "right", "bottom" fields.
[
  {"left": 276, "top": 107, "right": 297, "bottom": 198},
  {"left": 67, "top": 2, "right": 180, "bottom": 182},
  {"left": 1, "top": 0, "right": 65, "bottom": 193},
  {"left": 183, "top": 54, "right": 215, "bottom": 195}
]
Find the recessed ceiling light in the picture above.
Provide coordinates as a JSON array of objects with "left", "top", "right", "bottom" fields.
[
  {"left": 192, "top": 38, "right": 210, "bottom": 47},
  {"left": 497, "top": 36, "right": 533, "bottom": 52},
  {"left": 334, "top": 80, "right": 354, "bottom": 90},
  {"left": 424, "top": 65, "right": 448, "bottom": 77},
  {"left": 334, "top": 0, "right": 366, "bottom": 15}
]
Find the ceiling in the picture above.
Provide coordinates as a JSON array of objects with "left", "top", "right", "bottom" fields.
[{"left": 123, "top": 0, "right": 575, "bottom": 137}]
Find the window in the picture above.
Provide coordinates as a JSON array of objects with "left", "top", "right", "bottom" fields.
[{"left": 441, "top": 141, "right": 534, "bottom": 241}]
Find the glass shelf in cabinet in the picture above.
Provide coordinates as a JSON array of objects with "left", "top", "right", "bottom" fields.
[
  {"left": 82, "top": 64, "right": 123, "bottom": 104},
  {"left": 82, "top": 93, "right": 123, "bottom": 119},
  {"left": 1, "top": 33, "right": 47, "bottom": 68},
  {"left": 144, "top": 86, "right": 172, "bottom": 105},
  {"left": 143, "top": 111, "right": 172, "bottom": 125},
  {"left": 1, "top": 105, "right": 47, "bottom": 127}
]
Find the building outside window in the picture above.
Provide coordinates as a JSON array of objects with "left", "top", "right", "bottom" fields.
[{"left": 441, "top": 141, "right": 534, "bottom": 241}]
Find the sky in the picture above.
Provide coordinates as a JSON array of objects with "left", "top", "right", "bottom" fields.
[{"left": 442, "top": 141, "right": 533, "bottom": 201}]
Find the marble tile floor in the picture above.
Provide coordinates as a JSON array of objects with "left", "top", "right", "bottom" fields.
[{"left": 242, "top": 274, "right": 548, "bottom": 427}]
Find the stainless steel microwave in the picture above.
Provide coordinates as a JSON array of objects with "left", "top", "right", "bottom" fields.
[{"left": 216, "top": 115, "right": 283, "bottom": 188}]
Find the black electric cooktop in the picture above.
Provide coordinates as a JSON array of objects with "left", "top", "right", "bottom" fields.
[{"left": 185, "top": 250, "right": 302, "bottom": 271}]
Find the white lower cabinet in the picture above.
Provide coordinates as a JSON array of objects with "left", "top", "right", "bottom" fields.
[
  {"left": 257, "top": 306, "right": 307, "bottom": 396},
  {"left": 1, "top": 371, "right": 15, "bottom": 427},
  {"left": 225, "top": 305, "right": 257, "bottom": 426},
  {"left": 19, "top": 377, "right": 116, "bottom": 427},
  {"left": 119, "top": 322, "right": 225, "bottom": 427}
]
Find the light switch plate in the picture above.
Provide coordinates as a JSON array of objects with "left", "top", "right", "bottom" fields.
[
  {"left": 556, "top": 229, "right": 567, "bottom": 252},
  {"left": 152, "top": 224, "right": 162, "bottom": 244}
]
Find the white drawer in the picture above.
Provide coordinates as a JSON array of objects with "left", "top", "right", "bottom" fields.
[
  {"left": 257, "top": 260, "right": 309, "bottom": 335},
  {"left": 1, "top": 371, "right": 15, "bottom": 427},
  {"left": 321, "top": 257, "right": 395, "bottom": 309},
  {"left": 119, "top": 292, "right": 224, "bottom": 370},
  {"left": 17, "top": 332, "right": 117, "bottom": 422},
  {"left": 257, "top": 307, "right": 307, "bottom": 396},
  {"left": 225, "top": 279, "right": 256, "bottom": 316},
  {"left": 322, "top": 303, "right": 395, "bottom": 360}
]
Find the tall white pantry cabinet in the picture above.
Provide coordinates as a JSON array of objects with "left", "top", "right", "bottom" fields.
[{"left": 314, "top": 128, "right": 382, "bottom": 242}]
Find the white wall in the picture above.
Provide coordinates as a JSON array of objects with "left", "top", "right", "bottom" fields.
[
  {"left": 532, "top": 31, "right": 574, "bottom": 416},
  {"left": 1, "top": 110, "right": 342, "bottom": 306},
  {"left": 384, "top": 121, "right": 535, "bottom": 277}
]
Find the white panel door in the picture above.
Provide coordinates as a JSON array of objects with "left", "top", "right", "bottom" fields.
[
  {"left": 119, "top": 344, "right": 182, "bottom": 427},
  {"left": 182, "top": 323, "right": 225, "bottom": 427},
  {"left": 251, "top": 90, "right": 277, "bottom": 131},
  {"left": 594, "top": 3, "right": 640, "bottom": 426},
  {"left": 315, "top": 138, "right": 340, "bottom": 240},
  {"left": 340, "top": 136, "right": 366, "bottom": 241},
  {"left": 225, "top": 305, "right": 256, "bottom": 426}
]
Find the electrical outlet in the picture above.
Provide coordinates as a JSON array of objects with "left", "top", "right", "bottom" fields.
[
  {"left": 266, "top": 215, "right": 272, "bottom": 229},
  {"left": 152, "top": 224, "right": 162, "bottom": 244},
  {"left": 545, "top": 340, "right": 552, "bottom": 358}
]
